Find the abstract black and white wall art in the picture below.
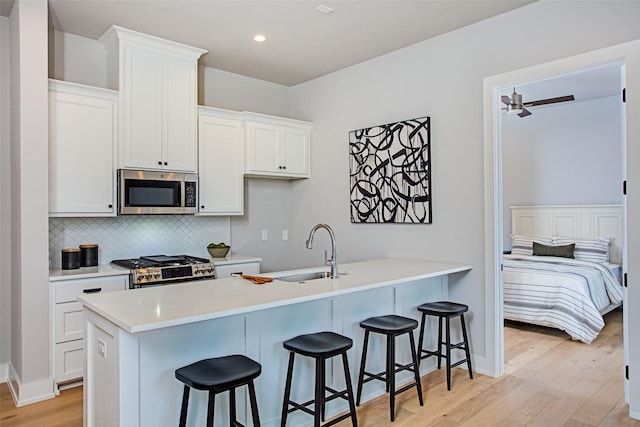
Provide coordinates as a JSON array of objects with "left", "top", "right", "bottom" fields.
[{"left": 349, "top": 116, "right": 431, "bottom": 224}]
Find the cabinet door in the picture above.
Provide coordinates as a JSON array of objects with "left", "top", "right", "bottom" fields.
[
  {"left": 246, "top": 121, "right": 280, "bottom": 174},
  {"left": 49, "top": 83, "right": 117, "bottom": 216},
  {"left": 198, "top": 114, "right": 244, "bottom": 215},
  {"left": 164, "top": 57, "right": 198, "bottom": 172},
  {"left": 122, "top": 46, "right": 164, "bottom": 169},
  {"left": 55, "top": 302, "right": 83, "bottom": 343},
  {"left": 282, "top": 126, "right": 310, "bottom": 177},
  {"left": 245, "top": 119, "right": 311, "bottom": 178},
  {"left": 55, "top": 340, "right": 84, "bottom": 384}
]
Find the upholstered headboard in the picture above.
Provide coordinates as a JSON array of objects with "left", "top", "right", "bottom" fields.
[{"left": 510, "top": 205, "right": 623, "bottom": 264}]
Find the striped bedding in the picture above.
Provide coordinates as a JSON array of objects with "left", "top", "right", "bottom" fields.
[{"left": 503, "top": 254, "right": 623, "bottom": 343}]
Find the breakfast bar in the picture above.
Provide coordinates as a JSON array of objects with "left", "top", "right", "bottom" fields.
[{"left": 79, "top": 258, "right": 471, "bottom": 427}]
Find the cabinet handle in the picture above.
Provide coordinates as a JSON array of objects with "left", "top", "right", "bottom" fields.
[
  {"left": 83, "top": 288, "right": 102, "bottom": 294},
  {"left": 108, "top": 204, "right": 113, "bottom": 209},
  {"left": 158, "top": 161, "right": 162, "bottom": 165},
  {"left": 201, "top": 205, "right": 205, "bottom": 209},
  {"left": 164, "top": 162, "right": 168, "bottom": 166}
]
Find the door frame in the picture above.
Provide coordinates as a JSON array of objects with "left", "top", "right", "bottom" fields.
[{"left": 483, "top": 40, "right": 640, "bottom": 418}]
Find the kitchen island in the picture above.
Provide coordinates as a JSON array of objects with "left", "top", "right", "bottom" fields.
[{"left": 79, "top": 258, "right": 471, "bottom": 427}]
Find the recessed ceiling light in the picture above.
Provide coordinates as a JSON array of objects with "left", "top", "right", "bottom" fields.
[
  {"left": 315, "top": 5, "right": 334, "bottom": 15},
  {"left": 254, "top": 34, "right": 266, "bottom": 42}
]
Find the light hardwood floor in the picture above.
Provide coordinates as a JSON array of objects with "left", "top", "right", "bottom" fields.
[{"left": 1, "top": 308, "right": 638, "bottom": 426}]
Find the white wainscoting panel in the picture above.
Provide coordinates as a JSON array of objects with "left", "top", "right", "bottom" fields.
[{"left": 511, "top": 205, "right": 623, "bottom": 264}]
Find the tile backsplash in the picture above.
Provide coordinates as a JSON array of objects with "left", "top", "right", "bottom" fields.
[{"left": 49, "top": 216, "right": 231, "bottom": 269}]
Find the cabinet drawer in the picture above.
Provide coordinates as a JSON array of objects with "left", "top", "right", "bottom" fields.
[
  {"left": 55, "top": 302, "right": 83, "bottom": 343},
  {"left": 55, "top": 339, "right": 84, "bottom": 384},
  {"left": 215, "top": 262, "right": 260, "bottom": 279},
  {"left": 55, "top": 275, "right": 128, "bottom": 303}
]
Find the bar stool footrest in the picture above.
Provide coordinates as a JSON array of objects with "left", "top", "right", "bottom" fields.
[{"left": 451, "top": 359, "right": 470, "bottom": 369}]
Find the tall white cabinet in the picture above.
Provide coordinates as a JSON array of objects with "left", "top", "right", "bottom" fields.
[
  {"left": 198, "top": 107, "right": 244, "bottom": 215},
  {"left": 48, "top": 80, "right": 118, "bottom": 217},
  {"left": 100, "top": 25, "right": 206, "bottom": 172}
]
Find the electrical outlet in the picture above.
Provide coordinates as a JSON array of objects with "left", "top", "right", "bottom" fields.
[
  {"left": 97, "top": 338, "right": 107, "bottom": 358},
  {"left": 261, "top": 230, "right": 268, "bottom": 241},
  {"left": 282, "top": 230, "right": 289, "bottom": 241}
]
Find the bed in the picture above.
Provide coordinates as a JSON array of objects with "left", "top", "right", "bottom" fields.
[{"left": 503, "top": 205, "right": 624, "bottom": 343}]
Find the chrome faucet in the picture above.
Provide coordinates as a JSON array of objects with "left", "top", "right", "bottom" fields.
[{"left": 306, "top": 223, "right": 339, "bottom": 279}]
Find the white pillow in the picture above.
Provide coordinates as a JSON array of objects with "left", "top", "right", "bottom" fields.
[
  {"left": 552, "top": 236, "right": 610, "bottom": 263},
  {"left": 511, "top": 234, "right": 553, "bottom": 256}
]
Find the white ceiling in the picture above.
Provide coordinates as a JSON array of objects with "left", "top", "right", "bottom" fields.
[
  {"left": 39, "top": 0, "right": 535, "bottom": 87},
  {"left": 2, "top": 0, "right": 619, "bottom": 99}
]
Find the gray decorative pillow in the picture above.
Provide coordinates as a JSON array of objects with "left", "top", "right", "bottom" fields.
[{"left": 532, "top": 242, "right": 575, "bottom": 259}]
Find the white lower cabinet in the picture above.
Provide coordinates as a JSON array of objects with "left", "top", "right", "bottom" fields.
[{"left": 51, "top": 274, "right": 128, "bottom": 389}]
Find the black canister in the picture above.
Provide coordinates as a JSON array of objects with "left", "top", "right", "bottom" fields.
[
  {"left": 61, "top": 248, "right": 81, "bottom": 270},
  {"left": 79, "top": 244, "right": 99, "bottom": 267}
]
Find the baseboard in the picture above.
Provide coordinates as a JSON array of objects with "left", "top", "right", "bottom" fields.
[
  {"left": 0, "top": 362, "right": 7, "bottom": 382},
  {"left": 7, "top": 363, "right": 55, "bottom": 407},
  {"left": 469, "top": 353, "right": 495, "bottom": 377}
]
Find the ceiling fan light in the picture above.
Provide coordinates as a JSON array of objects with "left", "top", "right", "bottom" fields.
[{"left": 506, "top": 104, "right": 523, "bottom": 115}]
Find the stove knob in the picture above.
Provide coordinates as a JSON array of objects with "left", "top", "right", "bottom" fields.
[
  {"left": 154, "top": 272, "right": 161, "bottom": 279},
  {"left": 194, "top": 268, "right": 200, "bottom": 274},
  {"left": 137, "top": 274, "right": 145, "bottom": 282},
  {"left": 207, "top": 267, "right": 213, "bottom": 273}
]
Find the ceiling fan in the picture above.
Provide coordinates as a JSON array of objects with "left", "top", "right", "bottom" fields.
[{"left": 501, "top": 87, "right": 575, "bottom": 117}]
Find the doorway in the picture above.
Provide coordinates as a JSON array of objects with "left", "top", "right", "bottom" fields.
[
  {"left": 483, "top": 40, "right": 640, "bottom": 419},
  {"left": 499, "top": 63, "right": 625, "bottom": 376}
]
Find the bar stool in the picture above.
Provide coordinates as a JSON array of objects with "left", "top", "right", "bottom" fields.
[
  {"left": 174, "top": 354, "right": 261, "bottom": 427},
  {"left": 416, "top": 301, "right": 473, "bottom": 391},
  {"left": 281, "top": 331, "right": 358, "bottom": 427},
  {"left": 356, "top": 315, "right": 423, "bottom": 422}
]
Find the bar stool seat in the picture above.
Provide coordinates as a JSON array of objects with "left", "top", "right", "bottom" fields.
[
  {"left": 281, "top": 331, "right": 358, "bottom": 427},
  {"left": 416, "top": 301, "right": 473, "bottom": 391},
  {"left": 175, "top": 354, "right": 261, "bottom": 427},
  {"left": 356, "top": 315, "right": 423, "bottom": 422}
]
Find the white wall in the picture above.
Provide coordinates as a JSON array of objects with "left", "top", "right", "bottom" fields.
[
  {"left": 0, "top": 15, "right": 11, "bottom": 378},
  {"left": 503, "top": 95, "right": 623, "bottom": 247},
  {"left": 287, "top": 1, "right": 640, "bottom": 366}
]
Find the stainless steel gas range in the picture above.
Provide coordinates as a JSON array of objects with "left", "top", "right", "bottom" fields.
[{"left": 111, "top": 255, "right": 216, "bottom": 288}]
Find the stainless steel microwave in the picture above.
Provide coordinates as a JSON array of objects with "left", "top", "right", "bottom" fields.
[{"left": 118, "top": 169, "right": 198, "bottom": 215}]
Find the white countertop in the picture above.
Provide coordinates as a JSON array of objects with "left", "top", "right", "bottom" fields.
[
  {"left": 78, "top": 258, "right": 471, "bottom": 334},
  {"left": 49, "top": 264, "right": 130, "bottom": 281}
]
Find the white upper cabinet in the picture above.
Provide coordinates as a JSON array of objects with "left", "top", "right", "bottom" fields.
[
  {"left": 244, "top": 113, "right": 311, "bottom": 179},
  {"left": 100, "top": 25, "right": 206, "bottom": 173},
  {"left": 48, "top": 80, "right": 118, "bottom": 217},
  {"left": 198, "top": 107, "right": 244, "bottom": 215}
]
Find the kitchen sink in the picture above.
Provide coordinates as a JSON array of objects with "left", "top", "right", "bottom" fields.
[
  {"left": 276, "top": 271, "right": 330, "bottom": 283},
  {"left": 266, "top": 267, "right": 331, "bottom": 283}
]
